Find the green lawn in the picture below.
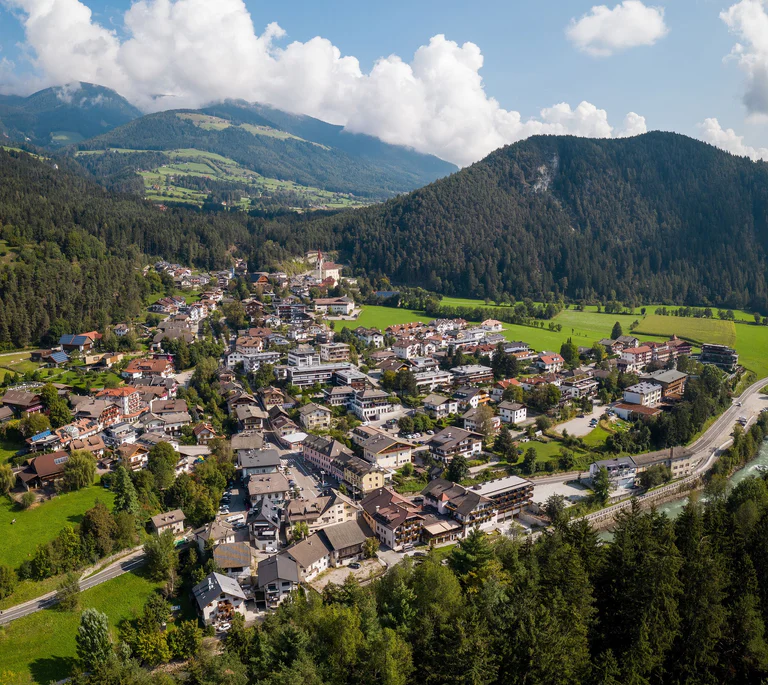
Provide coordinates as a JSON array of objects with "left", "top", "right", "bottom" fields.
[
  {"left": 0, "top": 486, "right": 114, "bottom": 570},
  {"left": 634, "top": 314, "right": 737, "bottom": 347},
  {"left": 0, "top": 570, "right": 163, "bottom": 685},
  {"left": 733, "top": 323, "right": 768, "bottom": 378},
  {"left": 582, "top": 425, "right": 613, "bottom": 448},
  {"left": 0, "top": 436, "right": 24, "bottom": 464},
  {"left": 338, "top": 306, "right": 428, "bottom": 332}
]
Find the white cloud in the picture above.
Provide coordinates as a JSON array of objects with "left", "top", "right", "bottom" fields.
[
  {"left": 720, "top": 0, "right": 768, "bottom": 118},
  {"left": 698, "top": 117, "right": 768, "bottom": 160},
  {"left": 567, "top": 1, "right": 668, "bottom": 57},
  {"left": 2, "top": 0, "right": 648, "bottom": 166}
]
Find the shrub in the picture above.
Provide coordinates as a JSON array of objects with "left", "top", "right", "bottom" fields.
[{"left": 20, "top": 491, "right": 36, "bottom": 509}]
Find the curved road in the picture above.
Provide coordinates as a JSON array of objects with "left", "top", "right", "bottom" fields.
[{"left": 0, "top": 549, "right": 146, "bottom": 625}]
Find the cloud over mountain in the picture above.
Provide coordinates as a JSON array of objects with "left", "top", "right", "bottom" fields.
[{"left": 2, "top": 0, "right": 647, "bottom": 165}]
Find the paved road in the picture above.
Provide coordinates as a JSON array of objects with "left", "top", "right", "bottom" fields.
[{"left": 0, "top": 549, "right": 146, "bottom": 625}]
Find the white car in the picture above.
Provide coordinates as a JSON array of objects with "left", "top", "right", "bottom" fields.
[
  {"left": 265, "top": 546, "right": 277, "bottom": 553},
  {"left": 217, "top": 622, "right": 231, "bottom": 632}
]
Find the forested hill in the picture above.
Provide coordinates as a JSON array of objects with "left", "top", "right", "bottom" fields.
[
  {"left": 0, "top": 83, "right": 142, "bottom": 147},
  {"left": 312, "top": 132, "right": 768, "bottom": 312},
  {"left": 78, "top": 105, "right": 456, "bottom": 198}
]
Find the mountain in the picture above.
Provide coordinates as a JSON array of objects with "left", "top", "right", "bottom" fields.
[
  {"left": 306, "top": 132, "right": 768, "bottom": 312},
  {"left": 0, "top": 83, "right": 142, "bottom": 146},
  {"left": 78, "top": 104, "right": 457, "bottom": 199}
]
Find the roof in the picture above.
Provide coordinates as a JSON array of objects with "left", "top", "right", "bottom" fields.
[
  {"left": 641, "top": 369, "right": 688, "bottom": 385},
  {"left": 594, "top": 457, "right": 636, "bottom": 469},
  {"left": 623, "top": 346, "right": 652, "bottom": 355},
  {"left": 361, "top": 433, "right": 410, "bottom": 454},
  {"left": 213, "top": 542, "right": 252, "bottom": 569},
  {"left": 150, "top": 509, "right": 186, "bottom": 529},
  {"left": 193, "top": 572, "right": 246, "bottom": 608},
  {"left": 285, "top": 496, "right": 332, "bottom": 522},
  {"left": 498, "top": 401, "right": 525, "bottom": 411},
  {"left": 195, "top": 520, "right": 235, "bottom": 544},
  {"left": 631, "top": 447, "right": 694, "bottom": 466},
  {"left": 614, "top": 403, "right": 663, "bottom": 417},
  {"left": 1, "top": 390, "right": 40, "bottom": 407},
  {"left": 429, "top": 427, "right": 482, "bottom": 451},
  {"left": 298, "top": 402, "right": 331, "bottom": 416},
  {"left": 257, "top": 555, "right": 300, "bottom": 587},
  {"left": 303, "top": 434, "right": 353, "bottom": 459},
  {"left": 29, "top": 451, "right": 69, "bottom": 478},
  {"left": 235, "top": 404, "right": 269, "bottom": 421},
  {"left": 320, "top": 519, "right": 371, "bottom": 551},
  {"left": 423, "top": 393, "right": 452, "bottom": 406},
  {"left": 471, "top": 475, "right": 534, "bottom": 497},
  {"left": 231, "top": 431, "right": 264, "bottom": 451},
  {"left": 247, "top": 473, "right": 290, "bottom": 497},
  {"left": 238, "top": 448, "right": 282, "bottom": 469},
  {"left": 284, "top": 534, "right": 332, "bottom": 569},
  {"left": 625, "top": 382, "right": 662, "bottom": 395}
]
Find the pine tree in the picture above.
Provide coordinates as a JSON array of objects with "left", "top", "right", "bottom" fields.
[
  {"left": 112, "top": 465, "right": 140, "bottom": 518},
  {"left": 76, "top": 608, "right": 112, "bottom": 670}
]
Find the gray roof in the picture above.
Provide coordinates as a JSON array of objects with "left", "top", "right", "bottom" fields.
[
  {"left": 257, "top": 554, "right": 300, "bottom": 587},
  {"left": 231, "top": 431, "right": 264, "bottom": 451},
  {"left": 150, "top": 509, "right": 185, "bottom": 529},
  {"left": 641, "top": 369, "right": 688, "bottom": 385},
  {"left": 238, "top": 448, "right": 282, "bottom": 469},
  {"left": 248, "top": 473, "right": 290, "bottom": 497},
  {"left": 319, "top": 519, "right": 371, "bottom": 551},
  {"left": 192, "top": 572, "right": 246, "bottom": 608},
  {"left": 298, "top": 402, "right": 331, "bottom": 416},
  {"left": 284, "top": 534, "right": 332, "bottom": 569}
]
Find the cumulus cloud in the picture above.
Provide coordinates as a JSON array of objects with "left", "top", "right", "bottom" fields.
[
  {"left": 567, "top": 1, "right": 669, "bottom": 57},
  {"left": 720, "top": 0, "right": 768, "bottom": 118},
  {"left": 698, "top": 117, "right": 768, "bottom": 161},
  {"left": 2, "top": 0, "right": 648, "bottom": 165}
]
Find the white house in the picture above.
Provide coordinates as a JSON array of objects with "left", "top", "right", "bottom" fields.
[
  {"left": 192, "top": 572, "right": 247, "bottom": 626},
  {"left": 498, "top": 401, "right": 527, "bottom": 425},
  {"left": 623, "top": 382, "right": 662, "bottom": 407}
]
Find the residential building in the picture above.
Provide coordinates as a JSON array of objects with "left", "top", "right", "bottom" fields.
[
  {"left": 248, "top": 473, "right": 291, "bottom": 505},
  {"left": 472, "top": 475, "right": 535, "bottom": 520},
  {"left": 498, "top": 401, "right": 527, "bottom": 425},
  {"left": 413, "top": 369, "right": 454, "bottom": 392},
  {"left": 343, "top": 456, "right": 387, "bottom": 497},
  {"left": 612, "top": 403, "right": 663, "bottom": 421},
  {"left": 561, "top": 376, "right": 599, "bottom": 399},
  {"left": 285, "top": 491, "right": 359, "bottom": 533},
  {"left": 195, "top": 520, "right": 236, "bottom": 553},
  {"left": 616, "top": 335, "right": 641, "bottom": 349},
  {"left": 238, "top": 448, "right": 282, "bottom": 478},
  {"left": 282, "top": 535, "right": 332, "bottom": 581},
  {"left": 450, "top": 364, "right": 494, "bottom": 384},
  {"left": 193, "top": 572, "right": 247, "bottom": 625},
  {"left": 96, "top": 387, "right": 144, "bottom": 421},
  {"left": 620, "top": 346, "right": 653, "bottom": 371},
  {"left": 257, "top": 555, "right": 300, "bottom": 609},
  {"left": 361, "top": 488, "right": 425, "bottom": 551},
  {"left": 322, "top": 385, "right": 356, "bottom": 408},
  {"left": 421, "top": 479, "right": 496, "bottom": 533},
  {"left": 353, "top": 327, "right": 385, "bottom": 348},
  {"left": 361, "top": 434, "right": 413, "bottom": 469},
  {"left": 74, "top": 398, "right": 121, "bottom": 430},
  {"left": 589, "top": 457, "right": 637, "bottom": 489},
  {"left": 213, "top": 542, "right": 252, "bottom": 580},
  {"left": 302, "top": 435, "right": 353, "bottom": 477},
  {"left": 287, "top": 344, "right": 321, "bottom": 368},
  {"left": 285, "top": 362, "right": 351, "bottom": 387},
  {"left": 298, "top": 403, "right": 332, "bottom": 431},
  {"left": 0, "top": 390, "right": 43, "bottom": 415},
  {"left": 122, "top": 358, "right": 174, "bottom": 380},
  {"left": 490, "top": 378, "right": 523, "bottom": 402},
  {"left": 117, "top": 443, "right": 149, "bottom": 471},
  {"left": 235, "top": 405, "right": 269, "bottom": 431},
  {"left": 193, "top": 423, "right": 218, "bottom": 444},
  {"left": 231, "top": 430, "right": 264, "bottom": 455},
  {"left": 632, "top": 447, "right": 699, "bottom": 481},
  {"left": 453, "top": 386, "right": 490, "bottom": 410},
  {"left": 314, "top": 297, "right": 354, "bottom": 315},
  {"left": 319, "top": 342, "right": 351, "bottom": 363},
  {"left": 700, "top": 343, "right": 739, "bottom": 372},
  {"left": 150, "top": 509, "right": 186, "bottom": 536},
  {"left": 536, "top": 353, "right": 565, "bottom": 373},
  {"left": 393, "top": 338, "right": 422, "bottom": 360},
  {"left": 462, "top": 407, "right": 501, "bottom": 434},
  {"left": 623, "top": 382, "right": 663, "bottom": 407},
  {"left": 16, "top": 450, "right": 69, "bottom": 489},
  {"left": 351, "top": 389, "right": 394, "bottom": 421},
  {"left": 428, "top": 427, "right": 483, "bottom": 463},
  {"left": 422, "top": 393, "right": 458, "bottom": 419},
  {"left": 640, "top": 369, "right": 688, "bottom": 398}
]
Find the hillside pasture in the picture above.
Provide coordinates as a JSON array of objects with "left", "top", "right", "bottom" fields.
[{"left": 634, "top": 315, "right": 736, "bottom": 347}]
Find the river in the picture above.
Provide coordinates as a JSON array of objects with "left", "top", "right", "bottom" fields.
[{"left": 599, "top": 439, "right": 768, "bottom": 539}]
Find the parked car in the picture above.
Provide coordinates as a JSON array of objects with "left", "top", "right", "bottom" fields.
[
  {"left": 217, "top": 623, "right": 231, "bottom": 632},
  {"left": 265, "top": 546, "right": 277, "bottom": 553},
  {"left": 349, "top": 562, "right": 361, "bottom": 569}
]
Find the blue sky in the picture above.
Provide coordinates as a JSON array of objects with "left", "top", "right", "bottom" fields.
[{"left": 0, "top": 0, "right": 765, "bottom": 164}]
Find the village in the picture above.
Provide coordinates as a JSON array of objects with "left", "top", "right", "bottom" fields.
[{"left": 0, "top": 251, "right": 758, "bottom": 632}]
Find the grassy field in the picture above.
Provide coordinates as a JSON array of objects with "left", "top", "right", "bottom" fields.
[
  {"left": 0, "top": 486, "right": 114, "bottom": 570},
  {"left": 733, "top": 323, "right": 768, "bottom": 379},
  {"left": 0, "top": 571, "right": 163, "bottom": 685},
  {"left": 338, "top": 306, "right": 428, "bottom": 332},
  {"left": 634, "top": 314, "right": 737, "bottom": 347},
  {"left": 0, "top": 436, "right": 24, "bottom": 464}
]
